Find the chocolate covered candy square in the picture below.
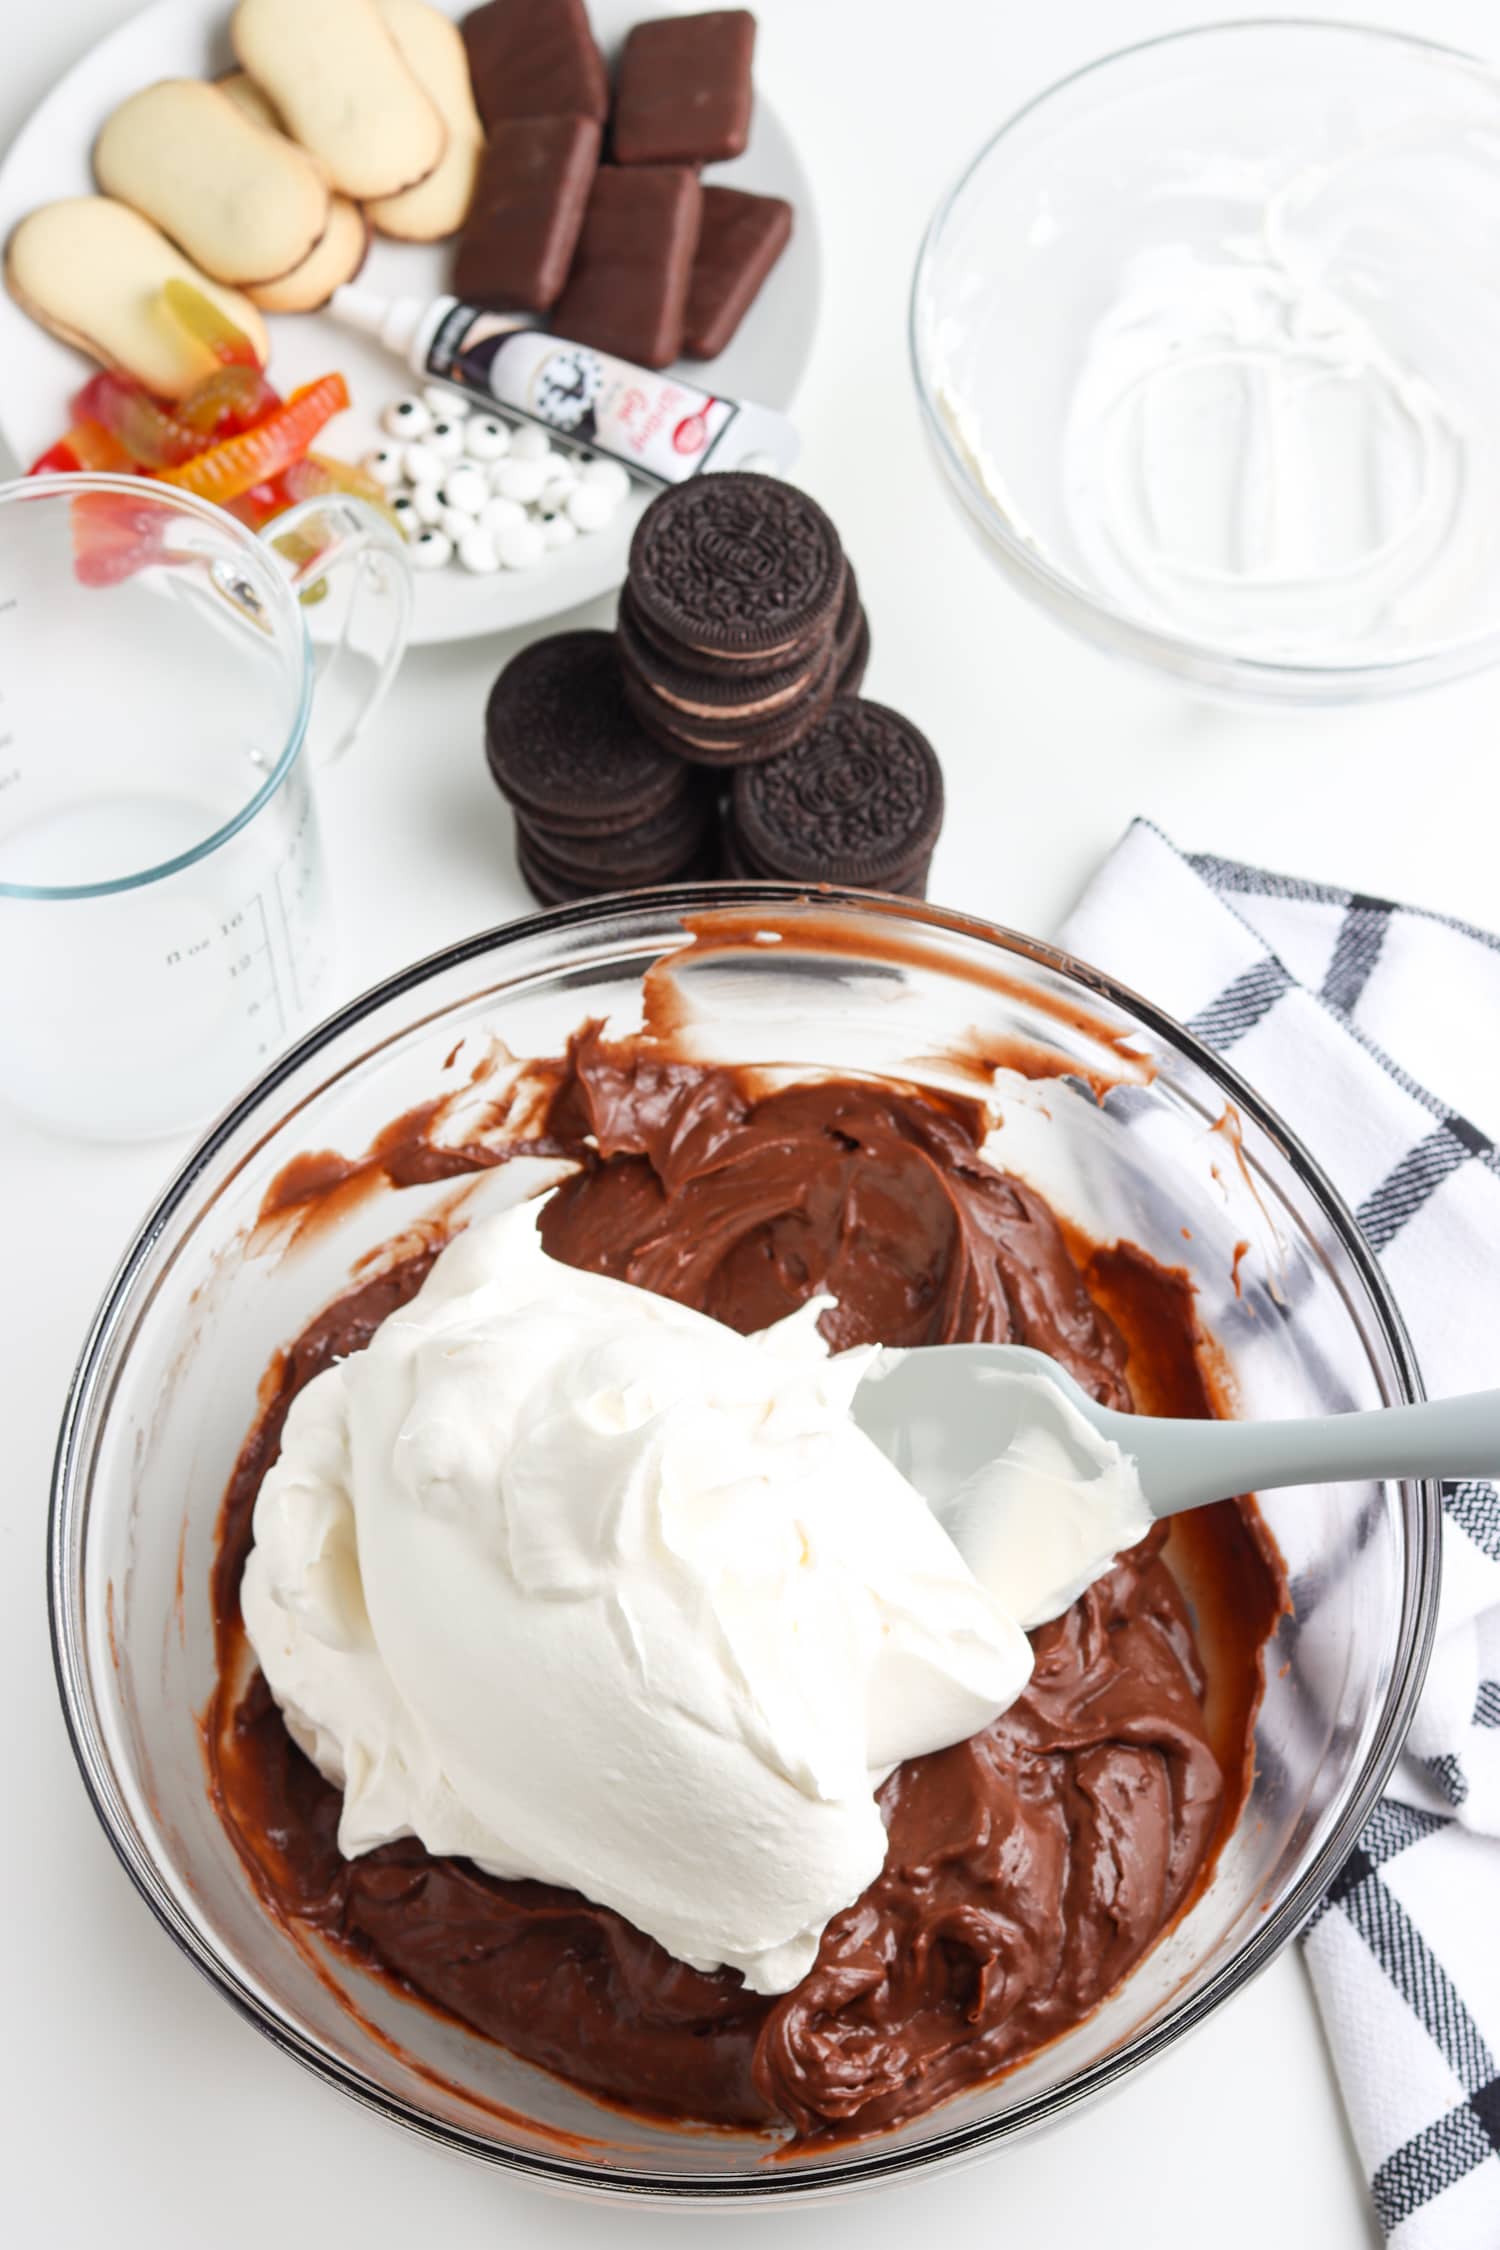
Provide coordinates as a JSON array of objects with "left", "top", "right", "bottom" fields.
[
  {"left": 612, "top": 11, "right": 756, "bottom": 166},
  {"left": 682, "top": 185, "right": 791, "bottom": 358},
  {"left": 454, "top": 113, "right": 602, "bottom": 309},
  {"left": 551, "top": 164, "right": 702, "bottom": 369},
  {"left": 461, "top": 0, "right": 609, "bottom": 129}
]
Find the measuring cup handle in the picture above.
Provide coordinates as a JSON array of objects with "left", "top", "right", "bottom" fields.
[{"left": 267, "top": 495, "right": 413, "bottom": 769}]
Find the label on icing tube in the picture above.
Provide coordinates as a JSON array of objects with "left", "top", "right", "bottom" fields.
[{"left": 423, "top": 303, "right": 782, "bottom": 485}]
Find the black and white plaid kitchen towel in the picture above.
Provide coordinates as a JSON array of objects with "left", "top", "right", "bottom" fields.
[{"left": 1059, "top": 819, "right": 1500, "bottom": 2250}]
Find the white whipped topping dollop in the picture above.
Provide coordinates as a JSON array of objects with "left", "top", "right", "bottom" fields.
[{"left": 241, "top": 1201, "right": 1035, "bottom": 1996}]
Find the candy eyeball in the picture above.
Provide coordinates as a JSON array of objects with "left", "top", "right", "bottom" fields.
[
  {"left": 379, "top": 417, "right": 611, "bottom": 574},
  {"left": 440, "top": 464, "right": 489, "bottom": 516},
  {"left": 464, "top": 416, "right": 510, "bottom": 462},
  {"left": 479, "top": 494, "right": 526, "bottom": 537},
  {"left": 577, "top": 458, "right": 630, "bottom": 508},
  {"left": 495, "top": 515, "right": 546, "bottom": 570},
  {"left": 492, "top": 455, "right": 549, "bottom": 504},
  {"left": 538, "top": 464, "right": 580, "bottom": 514},
  {"left": 362, "top": 445, "right": 404, "bottom": 489},
  {"left": 423, "top": 384, "right": 469, "bottom": 419},
  {"left": 403, "top": 440, "right": 445, "bottom": 486},
  {"left": 566, "top": 480, "right": 621, "bottom": 533},
  {"left": 382, "top": 396, "right": 432, "bottom": 439},
  {"left": 457, "top": 526, "right": 501, "bottom": 574}
]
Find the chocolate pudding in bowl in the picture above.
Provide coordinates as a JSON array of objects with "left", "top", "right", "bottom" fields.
[{"left": 50, "top": 889, "right": 1438, "bottom": 2199}]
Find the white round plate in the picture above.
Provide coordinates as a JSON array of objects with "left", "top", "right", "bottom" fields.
[{"left": 0, "top": 0, "right": 820, "bottom": 644}]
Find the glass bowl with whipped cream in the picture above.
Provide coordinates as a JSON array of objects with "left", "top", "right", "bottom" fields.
[
  {"left": 911, "top": 22, "right": 1500, "bottom": 702},
  {"left": 50, "top": 887, "right": 1436, "bottom": 2198}
]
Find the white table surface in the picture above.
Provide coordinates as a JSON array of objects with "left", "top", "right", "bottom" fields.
[{"left": 12, "top": 0, "right": 1500, "bottom": 2239}]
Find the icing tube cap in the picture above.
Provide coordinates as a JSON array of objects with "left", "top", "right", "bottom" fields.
[{"left": 331, "top": 286, "right": 438, "bottom": 361}]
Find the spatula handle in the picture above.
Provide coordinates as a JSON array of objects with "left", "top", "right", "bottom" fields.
[{"left": 1104, "top": 1389, "right": 1500, "bottom": 1517}]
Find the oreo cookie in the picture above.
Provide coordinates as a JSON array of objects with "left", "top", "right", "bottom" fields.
[
  {"left": 835, "top": 608, "right": 871, "bottom": 697},
  {"left": 485, "top": 631, "right": 690, "bottom": 836},
  {"left": 725, "top": 826, "right": 930, "bottom": 895},
  {"left": 730, "top": 698, "right": 944, "bottom": 890},
  {"left": 516, "top": 828, "right": 721, "bottom": 907},
  {"left": 832, "top": 566, "right": 870, "bottom": 695},
  {"left": 617, "top": 587, "right": 822, "bottom": 722},
  {"left": 621, "top": 637, "right": 838, "bottom": 768},
  {"left": 493, "top": 489, "right": 929, "bottom": 904},
  {"left": 515, "top": 831, "right": 594, "bottom": 906},
  {"left": 485, "top": 629, "right": 726, "bottom": 906},
  {"left": 832, "top": 568, "right": 861, "bottom": 659},
  {"left": 721, "top": 815, "right": 930, "bottom": 898},
  {"left": 516, "top": 781, "right": 714, "bottom": 885},
  {"left": 627, "top": 473, "right": 845, "bottom": 669}
]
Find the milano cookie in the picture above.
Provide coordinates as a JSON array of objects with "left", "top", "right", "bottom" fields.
[
  {"left": 94, "top": 79, "right": 330, "bottom": 288},
  {"left": 4, "top": 197, "right": 270, "bottom": 397},
  {"left": 366, "top": 0, "right": 484, "bottom": 242},
  {"left": 247, "top": 199, "right": 369, "bottom": 314},
  {"left": 213, "top": 72, "right": 369, "bottom": 311},
  {"left": 231, "top": 0, "right": 447, "bottom": 201},
  {"left": 214, "top": 69, "right": 288, "bottom": 137}
]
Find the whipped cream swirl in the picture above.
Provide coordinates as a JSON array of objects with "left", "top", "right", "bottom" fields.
[{"left": 241, "top": 1202, "right": 1037, "bottom": 1995}]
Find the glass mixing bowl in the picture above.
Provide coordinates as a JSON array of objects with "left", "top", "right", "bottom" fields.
[
  {"left": 911, "top": 21, "right": 1500, "bottom": 703},
  {"left": 49, "top": 887, "right": 1437, "bottom": 2201}
]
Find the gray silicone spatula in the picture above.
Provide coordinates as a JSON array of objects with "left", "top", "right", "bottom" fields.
[{"left": 851, "top": 1341, "right": 1500, "bottom": 1519}]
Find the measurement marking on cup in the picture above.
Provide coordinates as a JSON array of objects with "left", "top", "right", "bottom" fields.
[
  {"left": 165, "top": 934, "right": 214, "bottom": 966},
  {"left": 252, "top": 893, "right": 288, "bottom": 1048},
  {"left": 273, "top": 859, "right": 305, "bottom": 1020}
]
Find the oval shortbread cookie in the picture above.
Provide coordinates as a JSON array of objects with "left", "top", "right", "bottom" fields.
[
  {"left": 215, "top": 69, "right": 289, "bottom": 137},
  {"left": 5, "top": 197, "right": 269, "bottom": 397},
  {"left": 212, "top": 74, "right": 368, "bottom": 310},
  {"left": 94, "top": 78, "right": 330, "bottom": 288},
  {"left": 366, "top": 0, "right": 483, "bottom": 242},
  {"left": 231, "top": 0, "right": 447, "bottom": 201},
  {"left": 247, "top": 196, "right": 369, "bottom": 313}
]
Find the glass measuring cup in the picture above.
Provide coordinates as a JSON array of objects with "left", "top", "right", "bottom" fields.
[{"left": 0, "top": 474, "right": 410, "bottom": 1139}]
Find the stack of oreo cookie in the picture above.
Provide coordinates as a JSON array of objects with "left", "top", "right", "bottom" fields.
[
  {"left": 616, "top": 474, "right": 869, "bottom": 767},
  {"left": 484, "top": 631, "right": 716, "bottom": 903},
  {"left": 722, "top": 698, "right": 945, "bottom": 899},
  {"left": 484, "top": 475, "right": 945, "bottom": 908}
]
